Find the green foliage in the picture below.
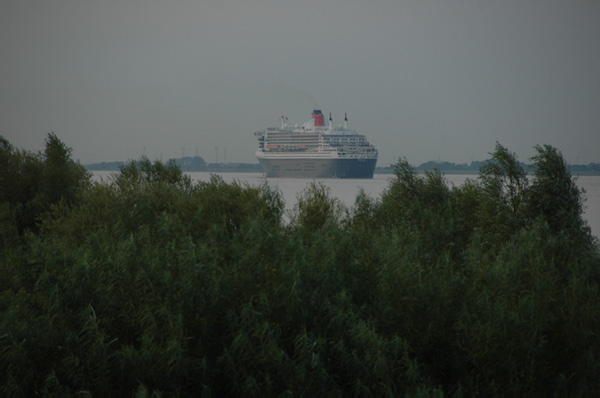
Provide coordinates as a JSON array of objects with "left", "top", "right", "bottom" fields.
[
  {"left": 42, "top": 133, "right": 91, "bottom": 205},
  {"left": 480, "top": 142, "right": 528, "bottom": 215},
  {"left": 290, "top": 181, "right": 344, "bottom": 233},
  {"left": 117, "top": 157, "right": 192, "bottom": 192},
  {"left": 0, "top": 133, "right": 90, "bottom": 240},
  {"left": 1, "top": 137, "right": 599, "bottom": 395},
  {"left": 476, "top": 142, "right": 529, "bottom": 250},
  {"left": 379, "top": 159, "right": 469, "bottom": 264},
  {"left": 526, "top": 144, "right": 593, "bottom": 244}
]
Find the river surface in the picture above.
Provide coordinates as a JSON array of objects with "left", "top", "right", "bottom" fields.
[{"left": 92, "top": 171, "right": 600, "bottom": 238}]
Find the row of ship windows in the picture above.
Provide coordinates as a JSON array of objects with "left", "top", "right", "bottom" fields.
[
  {"left": 265, "top": 138, "right": 366, "bottom": 144},
  {"left": 326, "top": 138, "right": 365, "bottom": 143},
  {"left": 267, "top": 145, "right": 367, "bottom": 149},
  {"left": 265, "top": 141, "right": 367, "bottom": 146},
  {"left": 266, "top": 136, "right": 364, "bottom": 143}
]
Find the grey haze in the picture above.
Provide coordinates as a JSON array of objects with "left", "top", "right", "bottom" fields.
[{"left": 1, "top": 0, "right": 599, "bottom": 166}]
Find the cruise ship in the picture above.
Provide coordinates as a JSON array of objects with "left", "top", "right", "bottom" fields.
[{"left": 253, "top": 110, "right": 378, "bottom": 178}]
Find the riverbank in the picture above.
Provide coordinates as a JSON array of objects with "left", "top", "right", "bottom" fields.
[{"left": 86, "top": 161, "right": 600, "bottom": 176}]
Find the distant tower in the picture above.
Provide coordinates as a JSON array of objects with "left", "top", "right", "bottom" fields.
[
  {"left": 223, "top": 148, "right": 227, "bottom": 164},
  {"left": 215, "top": 146, "right": 219, "bottom": 163},
  {"left": 182, "top": 147, "right": 185, "bottom": 158}
]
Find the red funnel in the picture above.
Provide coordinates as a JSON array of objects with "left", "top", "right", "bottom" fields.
[{"left": 312, "top": 110, "right": 325, "bottom": 127}]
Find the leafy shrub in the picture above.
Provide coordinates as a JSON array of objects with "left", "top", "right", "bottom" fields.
[
  {"left": 0, "top": 134, "right": 89, "bottom": 238},
  {"left": 1, "top": 137, "right": 599, "bottom": 395}
]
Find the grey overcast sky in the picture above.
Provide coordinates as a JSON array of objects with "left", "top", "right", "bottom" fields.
[{"left": 1, "top": 0, "right": 599, "bottom": 166}]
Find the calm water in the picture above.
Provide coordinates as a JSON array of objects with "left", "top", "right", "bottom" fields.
[{"left": 92, "top": 171, "right": 600, "bottom": 238}]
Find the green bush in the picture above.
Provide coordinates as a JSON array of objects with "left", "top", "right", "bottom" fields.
[
  {"left": 1, "top": 137, "right": 599, "bottom": 395},
  {"left": 0, "top": 134, "right": 90, "bottom": 239}
]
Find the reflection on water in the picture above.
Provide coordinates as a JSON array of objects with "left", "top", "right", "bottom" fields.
[{"left": 91, "top": 171, "right": 600, "bottom": 238}]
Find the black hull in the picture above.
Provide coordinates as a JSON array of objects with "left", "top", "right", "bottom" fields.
[{"left": 257, "top": 157, "right": 377, "bottom": 179}]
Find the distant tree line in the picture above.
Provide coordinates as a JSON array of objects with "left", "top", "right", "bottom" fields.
[
  {"left": 85, "top": 157, "right": 262, "bottom": 172},
  {"left": 1, "top": 134, "right": 599, "bottom": 396},
  {"left": 378, "top": 159, "right": 600, "bottom": 174},
  {"left": 87, "top": 156, "right": 600, "bottom": 175}
]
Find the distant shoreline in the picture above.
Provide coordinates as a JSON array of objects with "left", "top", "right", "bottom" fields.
[
  {"left": 85, "top": 158, "right": 600, "bottom": 176},
  {"left": 87, "top": 168, "right": 600, "bottom": 176},
  {"left": 376, "top": 169, "right": 600, "bottom": 176}
]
